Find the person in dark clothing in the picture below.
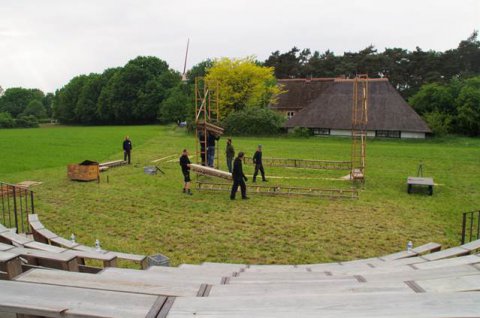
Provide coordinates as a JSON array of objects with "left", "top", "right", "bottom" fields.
[
  {"left": 231, "top": 152, "right": 248, "bottom": 200},
  {"left": 225, "top": 138, "right": 235, "bottom": 173},
  {"left": 179, "top": 149, "right": 192, "bottom": 195},
  {"left": 123, "top": 136, "right": 132, "bottom": 164},
  {"left": 253, "top": 145, "right": 266, "bottom": 182},
  {"left": 198, "top": 131, "right": 206, "bottom": 166},
  {"left": 207, "top": 132, "right": 220, "bottom": 167}
]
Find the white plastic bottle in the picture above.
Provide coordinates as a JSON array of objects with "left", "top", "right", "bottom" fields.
[
  {"left": 70, "top": 233, "right": 76, "bottom": 244},
  {"left": 407, "top": 241, "right": 413, "bottom": 253},
  {"left": 95, "top": 239, "right": 101, "bottom": 252}
]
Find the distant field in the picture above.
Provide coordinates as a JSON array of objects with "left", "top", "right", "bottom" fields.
[
  {"left": 0, "top": 125, "right": 479, "bottom": 266},
  {"left": 0, "top": 125, "right": 161, "bottom": 175}
]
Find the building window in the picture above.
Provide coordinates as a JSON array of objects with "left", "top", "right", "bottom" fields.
[
  {"left": 286, "top": 111, "right": 295, "bottom": 119},
  {"left": 376, "top": 130, "right": 400, "bottom": 138},
  {"left": 313, "top": 128, "right": 330, "bottom": 136}
]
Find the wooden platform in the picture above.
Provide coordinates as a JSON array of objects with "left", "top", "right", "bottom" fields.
[{"left": 196, "top": 121, "right": 224, "bottom": 137}]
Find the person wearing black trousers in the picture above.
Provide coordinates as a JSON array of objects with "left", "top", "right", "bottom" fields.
[
  {"left": 225, "top": 138, "right": 235, "bottom": 173},
  {"left": 179, "top": 149, "right": 192, "bottom": 195},
  {"left": 230, "top": 152, "right": 249, "bottom": 200},
  {"left": 123, "top": 136, "right": 132, "bottom": 164},
  {"left": 252, "top": 145, "right": 267, "bottom": 182}
]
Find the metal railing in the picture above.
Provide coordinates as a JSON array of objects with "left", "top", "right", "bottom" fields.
[
  {"left": 461, "top": 210, "right": 480, "bottom": 244},
  {"left": 0, "top": 181, "right": 34, "bottom": 233}
]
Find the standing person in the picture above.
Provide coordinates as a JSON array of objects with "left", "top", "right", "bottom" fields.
[
  {"left": 225, "top": 138, "right": 235, "bottom": 173},
  {"left": 123, "top": 136, "right": 132, "bottom": 164},
  {"left": 230, "top": 152, "right": 248, "bottom": 200},
  {"left": 252, "top": 145, "right": 267, "bottom": 182},
  {"left": 179, "top": 149, "right": 192, "bottom": 195},
  {"left": 207, "top": 132, "right": 220, "bottom": 168}
]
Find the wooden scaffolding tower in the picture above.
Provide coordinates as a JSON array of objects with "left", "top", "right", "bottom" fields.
[
  {"left": 351, "top": 75, "right": 368, "bottom": 182},
  {"left": 194, "top": 77, "right": 223, "bottom": 170}
]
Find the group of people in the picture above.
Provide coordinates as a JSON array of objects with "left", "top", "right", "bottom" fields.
[
  {"left": 122, "top": 134, "right": 266, "bottom": 200},
  {"left": 179, "top": 138, "right": 267, "bottom": 200}
]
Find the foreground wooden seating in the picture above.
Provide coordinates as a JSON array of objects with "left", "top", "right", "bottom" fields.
[
  {"left": 165, "top": 292, "right": 480, "bottom": 317},
  {"left": 0, "top": 251, "right": 22, "bottom": 280},
  {"left": 0, "top": 223, "right": 117, "bottom": 268},
  {"left": 0, "top": 235, "right": 479, "bottom": 317},
  {"left": 28, "top": 214, "right": 148, "bottom": 268},
  {"left": 0, "top": 280, "right": 169, "bottom": 318},
  {"left": 3, "top": 212, "right": 480, "bottom": 317},
  {"left": 16, "top": 268, "right": 208, "bottom": 297}
]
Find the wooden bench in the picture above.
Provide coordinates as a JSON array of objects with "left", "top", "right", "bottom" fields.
[
  {"left": 0, "top": 225, "right": 118, "bottom": 268},
  {"left": 407, "top": 177, "right": 434, "bottom": 195},
  {"left": 16, "top": 268, "right": 203, "bottom": 297},
  {"left": 166, "top": 292, "right": 480, "bottom": 317},
  {"left": 28, "top": 214, "right": 147, "bottom": 268},
  {"left": 228, "top": 263, "right": 480, "bottom": 286},
  {"left": 1, "top": 244, "right": 79, "bottom": 272},
  {"left": 0, "top": 251, "right": 22, "bottom": 280},
  {"left": 0, "top": 280, "right": 165, "bottom": 318}
]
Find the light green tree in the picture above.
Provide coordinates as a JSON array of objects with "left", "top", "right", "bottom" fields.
[{"left": 205, "top": 57, "right": 283, "bottom": 118}]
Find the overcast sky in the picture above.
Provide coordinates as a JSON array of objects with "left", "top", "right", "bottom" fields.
[{"left": 0, "top": 0, "right": 478, "bottom": 92}]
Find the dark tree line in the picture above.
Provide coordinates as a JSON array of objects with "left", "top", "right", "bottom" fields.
[
  {"left": 264, "top": 32, "right": 480, "bottom": 99},
  {"left": 409, "top": 76, "right": 480, "bottom": 136},
  {"left": 0, "top": 88, "right": 53, "bottom": 128},
  {"left": 53, "top": 56, "right": 183, "bottom": 124}
]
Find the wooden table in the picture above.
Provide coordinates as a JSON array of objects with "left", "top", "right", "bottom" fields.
[{"left": 407, "top": 177, "right": 434, "bottom": 195}]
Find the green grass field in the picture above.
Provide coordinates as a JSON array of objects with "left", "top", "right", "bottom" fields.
[{"left": 0, "top": 125, "right": 479, "bottom": 266}]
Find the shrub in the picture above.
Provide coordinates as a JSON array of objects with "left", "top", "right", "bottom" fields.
[
  {"left": 291, "top": 127, "right": 313, "bottom": 138},
  {"left": 0, "top": 112, "right": 15, "bottom": 128},
  {"left": 15, "top": 115, "right": 39, "bottom": 128},
  {"left": 221, "top": 107, "right": 285, "bottom": 136},
  {"left": 423, "top": 112, "right": 453, "bottom": 136}
]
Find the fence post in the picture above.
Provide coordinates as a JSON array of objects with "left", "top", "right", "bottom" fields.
[
  {"left": 461, "top": 212, "right": 467, "bottom": 245},
  {"left": 31, "top": 191, "right": 35, "bottom": 215},
  {"left": 477, "top": 211, "right": 480, "bottom": 241},
  {"left": 12, "top": 186, "right": 18, "bottom": 233},
  {"left": 470, "top": 212, "right": 474, "bottom": 244}
]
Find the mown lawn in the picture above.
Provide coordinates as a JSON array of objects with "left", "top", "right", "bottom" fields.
[{"left": 0, "top": 125, "right": 479, "bottom": 266}]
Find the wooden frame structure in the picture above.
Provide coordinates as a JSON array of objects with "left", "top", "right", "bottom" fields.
[
  {"left": 351, "top": 75, "right": 368, "bottom": 182},
  {"left": 196, "top": 181, "right": 358, "bottom": 199},
  {"left": 194, "top": 77, "right": 223, "bottom": 170},
  {"left": 243, "top": 157, "right": 351, "bottom": 171}
]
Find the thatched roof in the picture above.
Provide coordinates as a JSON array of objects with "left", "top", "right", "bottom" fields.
[
  {"left": 272, "top": 78, "right": 335, "bottom": 111},
  {"left": 284, "top": 79, "right": 431, "bottom": 133}
]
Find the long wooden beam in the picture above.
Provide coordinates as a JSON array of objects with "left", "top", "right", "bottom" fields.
[{"left": 190, "top": 164, "right": 232, "bottom": 180}]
